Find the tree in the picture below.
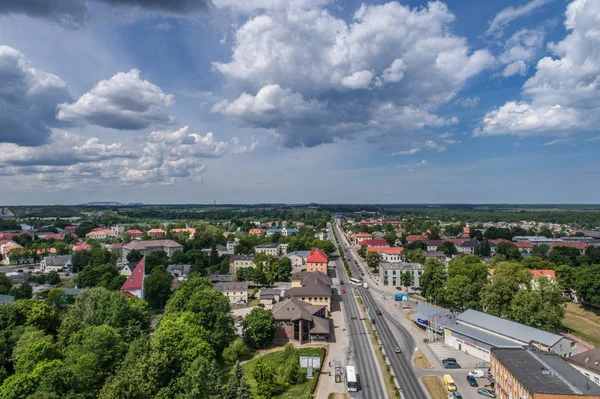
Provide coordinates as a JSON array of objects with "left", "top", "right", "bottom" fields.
[
  {"left": 548, "top": 246, "right": 580, "bottom": 267},
  {"left": 509, "top": 277, "right": 565, "bottom": 332},
  {"left": 242, "top": 308, "right": 276, "bottom": 349},
  {"left": 480, "top": 239, "right": 491, "bottom": 257},
  {"left": 444, "top": 275, "right": 474, "bottom": 311},
  {"left": 427, "top": 226, "right": 441, "bottom": 240},
  {"left": 407, "top": 241, "right": 427, "bottom": 251},
  {"left": 175, "top": 357, "right": 222, "bottom": 399},
  {"left": 365, "top": 251, "right": 381, "bottom": 270},
  {"left": 574, "top": 264, "right": 600, "bottom": 304},
  {"left": 437, "top": 242, "right": 457, "bottom": 256},
  {"left": 252, "top": 357, "right": 283, "bottom": 397},
  {"left": 76, "top": 263, "right": 122, "bottom": 289},
  {"left": 170, "top": 250, "right": 187, "bottom": 265},
  {"left": 495, "top": 242, "right": 522, "bottom": 261},
  {"left": 484, "top": 227, "right": 512, "bottom": 240},
  {"left": 400, "top": 272, "right": 413, "bottom": 291},
  {"left": 0, "top": 274, "right": 12, "bottom": 295},
  {"left": 71, "top": 250, "right": 92, "bottom": 272},
  {"left": 222, "top": 338, "right": 250, "bottom": 364},
  {"left": 143, "top": 267, "right": 173, "bottom": 310},
  {"left": 235, "top": 267, "right": 256, "bottom": 282},
  {"left": 273, "top": 257, "right": 292, "bottom": 282},
  {"left": 383, "top": 232, "right": 397, "bottom": 246},
  {"left": 45, "top": 288, "right": 67, "bottom": 312},
  {"left": 522, "top": 256, "right": 556, "bottom": 270},
  {"left": 46, "top": 270, "right": 61, "bottom": 286},
  {"left": 539, "top": 227, "right": 554, "bottom": 239},
  {"left": 357, "top": 245, "right": 367, "bottom": 258},
  {"left": 312, "top": 239, "right": 336, "bottom": 256},
  {"left": 532, "top": 244, "right": 550, "bottom": 259},
  {"left": 225, "top": 361, "right": 251, "bottom": 399},
  {"left": 480, "top": 262, "right": 531, "bottom": 318},
  {"left": 209, "top": 245, "right": 220, "bottom": 267},
  {"left": 404, "top": 249, "right": 426, "bottom": 264},
  {"left": 145, "top": 250, "right": 169, "bottom": 274},
  {"left": 126, "top": 250, "right": 143, "bottom": 264},
  {"left": 420, "top": 259, "right": 447, "bottom": 304},
  {"left": 10, "top": 282, "right": 32, "bottom": 300}
]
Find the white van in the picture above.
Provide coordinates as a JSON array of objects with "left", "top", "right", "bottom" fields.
[{"left": 468, "top": 370, "right": 485, "bottom": 378}]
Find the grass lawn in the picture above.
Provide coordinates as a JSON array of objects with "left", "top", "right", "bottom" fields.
[
  {"left": 562, "top": 302, "right": 600, "bottom": 347},
  {"left": 421, "top": 376, "right": 448, "bottom": 399},
  {"left": 231, "top": 347, "right": 324, "bottom": 399}
]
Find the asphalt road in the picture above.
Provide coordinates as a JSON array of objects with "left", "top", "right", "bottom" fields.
[
  {"left": 333, "top": 221, "right": 429, "bottom": 399},
  {"left": 328, "top": 228, "right": 387, "bottom": 399}
]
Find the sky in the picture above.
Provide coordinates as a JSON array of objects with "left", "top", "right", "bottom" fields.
[{"left": 0, "top": 0, "right": 599, "bottom": 205}]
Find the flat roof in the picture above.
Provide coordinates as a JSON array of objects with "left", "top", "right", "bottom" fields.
[{"left": 446, "top": 323, "right": 523, "bottom": 349}]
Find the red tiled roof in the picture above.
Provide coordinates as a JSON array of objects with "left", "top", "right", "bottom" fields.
[
  {"left": 531, "top": 269, "right": 556, "bottom": 279},
  {"left": 121, "top": 257, "right": 145, "bottom": 291},
  {"left": 127, "top": 229, "right": 142, "bottom": 234},
  {"left": 405, "top": 235, "right": 428, "bottom": 242},
  {"left": 491, "top": 238, "right": 511, "bottom": 244},
  {"left": 147, "top": 229, "right": 165, "bottom": 234},
  {"left": 552, "top": 242, "right": 588, "bottom": 250},
  {"left": 307, "top": 248, "right": 328, "bottom": 263},
  {"left": 367, "top": 247, "right": 403, "bottom": 255},
  {"left": 43, "top": 233, "right": 65, "bottom": 240},
  {"left": 360, "top": 239, "right": 389, "bottom": 247},
  {"left": 249, "top": 228, "right": 263, "bottom": 234},
  {"left": 72, "top": 243, "right": 91, "bottom": 252},
  {"left": 513, "top": 241, "right": 534, "bottom": 249},
  {"left": 350, "top": 233, "right": 373, "bottom": 238},
  {"left": 108, "top": 243, "right": 125, "bottom": 249}
]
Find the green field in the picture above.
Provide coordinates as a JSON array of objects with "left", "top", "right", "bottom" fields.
[{"left": 562, "top": 302, "right": 600, "bottom": 347}]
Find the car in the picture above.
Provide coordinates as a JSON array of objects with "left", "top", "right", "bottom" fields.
[
  {"left": 257, "top": 303, "right": 265, "bottom": 308},
  {"left": 237, "top": 315, "right": 243, "bottom": 321},
  {"left": 395, "top": 286, "right": 402, "bottom": 291},
  {"left": 444, "top": 362, "right": 461, "bottom": 369},
  {"left": 27, "top": 266, "right": 34, "bottom": 270},
  {"left": 375, "top": 308, "right": 382, "bottom": 316},
  {"left": 17, "top": 269, "right": 23, "bottom": 273},
  {"left": 468, "top": 370, "right": 486, "bottom": 378},
  {"left": 443, "top": 358, "right": 457, "bottom": 363},
  {"left": 477, "top": 388, "right": 496, "bottom": 398},
  {"left": 467, "top": 375, "right": 478, "bottom": 387},
  {"left": 340, "top": 281, "right": 344, "bottom": 285},
  {"left": 341, "top": 289, "right": 346, "bottom": 294},
  {"left": 360, "top": 272, "right": 364, "bottom": 276},
  {"left": 236, "top": 321, "right": 242, "bottom": 327},
  {"left": 394, "top": 347, "right": 402, "bottom": 353},
  {"left": 451, "top": 392, "right": 463, "bottom": 399}
]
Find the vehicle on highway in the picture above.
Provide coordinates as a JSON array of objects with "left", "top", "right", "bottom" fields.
[
  {"left": 346, "top": 366, "right": 358, "bottom": 392},
  {"left": 467, "top": 375, "right": 478, "bottom": 387},
  {"left": 363, "top": 282, "right": 368, "bottom": 288},
  {"left": 375, "top": 308, "right": 382, "bottom": 315},
  {"left": 349, "top": 277, "right": 363, "bottom": 286},
  {"left": 341, "top": 289, "right": 346, "bottom": 294},
  {"left": 476, "top": 388, "right": 496, "bottom": 398},
  {"left": 27, "top": 266, "right": 34, "bottom": 270},
  {"left": 394, "top": 347, "right": 402, "bottom": 353},
  {"left": 444, "top": 374, "right": 457, "bottom": 391},
  {"left": 340, "top": 280, "right": 344, "bottom": 285},
  {"left": 468, "top": 370, "right": 485, "bottom": 378}
]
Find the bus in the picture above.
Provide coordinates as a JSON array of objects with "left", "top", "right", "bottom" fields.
[
  {"left": 346, "top": 365, "right": 358, "bottom": 392},
  {"left": 349, "top": 278, "right": 363, "bottom": 286}
]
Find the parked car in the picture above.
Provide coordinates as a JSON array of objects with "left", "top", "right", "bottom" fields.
[
  {"left": 443, "top": 358, "right": 457, "bottom": 363},
  {"left": 469, "top": 370, "right": 486, "bottom": 378},
  {"left": 451, "top": 392, "right": 463, "bottom": 399},
  {"left": 237, "top": 315, "right": 243, "bottom": 321},
  {"left": 395, "top": 286, "right": 403, "bottom": 291},
  {"left": 477, "top": 388, "right": 496, "bottom": 398},
  {"left": 236, "top": 321, "right": 242, "bottom": 327},
  {"left": 442, "top": 360, "right": 461, "bottom": 369},
  {"left": 467, "top": 375, "right": 478, "bottom": 387},
  {"left": 394, "top": 347, "right": 402, "bottom": 354}
]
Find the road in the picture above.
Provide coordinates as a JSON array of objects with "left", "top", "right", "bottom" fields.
[
  {"left": 332, "top": 220, "right": 429, "bottom": 399},
  {"left": 328, "top": 227, "right": 387, "bottom": 399}
]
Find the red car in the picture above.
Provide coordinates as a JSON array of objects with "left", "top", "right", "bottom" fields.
[
  {"left": 237, "top": 315, "right": 243, "bottom": 321},
  {"left": 341, "top": 289, "right": 346, "bottom": 294}
]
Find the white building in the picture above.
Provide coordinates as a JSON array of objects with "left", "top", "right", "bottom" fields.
[
  {"left": 214, "top": 282, "right": 249, "bottom": 304},
  {"left": 568, "top": 348, "right": 600, "bottom": 386},
  {"left": 379, "top": 262, "right": 423, "bottom": 287},
  {"left": 41, "top": 255, "right": 72, "bottom": 272},
  {"left": 285, "top": 251, "right": 310, "bottom": 268}
]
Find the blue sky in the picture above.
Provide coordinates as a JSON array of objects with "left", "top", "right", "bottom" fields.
[{"left": 0, "top": 0, "right": 599, "bottom": 204}]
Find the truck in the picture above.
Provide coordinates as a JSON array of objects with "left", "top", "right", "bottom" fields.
[{"left": 363, "top": 282, "right": 368, "bottom": 289}]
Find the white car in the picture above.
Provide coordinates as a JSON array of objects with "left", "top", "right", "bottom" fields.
[{"left": 468, "top": 370, "right": 486, "bottom": 378}]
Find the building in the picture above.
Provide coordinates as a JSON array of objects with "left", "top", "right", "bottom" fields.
[
  {"left": 426, "top": 251, "right": 450, "bottom": 265},
  {"left": 379, "top": 262, "right": 423, "bottom": 287},
  {"left": 272, "top": 298, "right": 330, "bottom": 344},
  {"left": 171, "top": 228, "right": 196, "bottom": 239},
  {"left": 456, "top": 239, "right": 479, "bottom": 254},
  {"left": 64, "top": 226, "right": 77, "bottom": 234},
  {"left": 410, "top": 302, "right": 455, "bottom": 334},
  {"left": 531, "top": 270, "right": 557, "bottom": 289},
  {"left": 213, "top": 281, "right": 249, "bottom": 304},
  {"left": 552, "top": 241, "right": 588, "bottom": 255},
  {"left": 120, "top": 262, "right": 138, "bottom": 277},
  {"left": 281, "top": 227, "right": 299, "bottom": 237},
  {"left": 513, "top": 241, "right": 534, "bottom": 253},
  {"left": 513, "top": 236, "right": 564, "bottom": 246},
  {"left": 122, "top": 240, "right": 183, "bottom": 260},
  {"left": 426, "top": 239, "right": 445, "bottom": 252},
  {"left": 367, "top": 246, "right": 403, "bottom": 262},
  {"left": 229, "top": 255, "right": 256, "bottom": 275},
  {"left": 306, "top": 248, "right": 328, "bottom": 274},
  {"left": 350, "top": 232, "right": 373, "bottom": 245},
  {"left": 0, "top": 240, "right": 22, "bottom": 265},
  {"left": 359, "top": 239, "right": 389, "bottom": 248},
  {"left": 120, "top": 257, "right": 146, "bottom": 299},
  {"left": 285, "top": 251, "right": 310, "bottom": 268},
  {"left": 285, "top": 272, "right": 332, "bottom": 311},
  {"left": 405, "top": 234, "right": 428, "bottom": 243},
  {"left": 147, "top": 228, "right": 166, "bottom": 238},
  {"left": 444, "top": 309, "right": 577, "bottom": 362},
  {"left": 72, "top": 242, "right": 91, "bottom": 252},
  {"left": 86, "top": 229, "right": 115, "bottom": 240},
  {"left": 127, "top": 229, "right": 143, "bottom": 239},
  {"left": 260, "top": 288, "right": 282, "bottom": 307},
  {"left": 41, "top": 255, "right": 72, "bottom": 272},
  {"left": 249, "top": 228, "right": 264, "bottom": 235},
  {"left": 206, "top": 274, "right": 234, "bottom": 283},
  {"left": 491, "top": 347, "right": 600, "bottom": 399},
  {"left": 568, "top": 348, "right": 600, "bottom": 386},
  {"left": 255, "top": 243, "right": 284, "bottom": 257},
  {"left": 166, "top": 264, "right": 191, "bottom": 280}
]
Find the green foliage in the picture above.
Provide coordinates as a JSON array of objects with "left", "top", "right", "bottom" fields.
[
  {"left": 480, "top": 262, "right": 531, "bottom": 318},
  {"left": 46, "top": 271, "right": 61, "bottom": 286},
  {"left": 509, "top": 277, "right": 565, "bottom": 332},
  {"left": 437, "top": 241, "right": 457, "bottom": 256},
  {"left": 76, "top": 263, "right": 123, "bottom": 289},
  {"left": 145, "top": 251, "right": 169, "bottom": 274},
  {"left": 14, "top": 340, "right": 61, "bottom": 374},
  {"left": 223, "top": 338, "right": 251, "bottom": 364},
  {"left": 143, "top": 267, "right": 172, "bottom": 310},
  {"left": 311, "top": 240, "right": 335, "bottom": 256},
  {"left": 10, "top": 283, "right": 32, "bottom": 300},
  {"left": 404, "top": 249, "right": 426, "bottom": 264},
  {"left": 170, "top": 250, "right": 187, "bottom": 265},
  {"left": 574, "top": 264, "right": 600, "bottom": 304},
  {"left": 365, "top": 251, "right": 381, "bottom": 270},
  {"left": 0, "top": 275, "right": 11, "bottom": 296},
  {"left": 555, "top": 265, "right": 576, "bottom": 289},
  {"left": 242, "top": 308, "right": 276, "bottom": 349},
  {"left": 400, "top": 271, "right": 413, "bottom": 289},
  {"left": 44, "top": 289, "right": 67, "bottom": 313},
  {"left": 252, "top": 357, "right": 284, "bottom": 398},
  {"left": 14, "top": 300, "right": 60, "bottom": 335},
  {"left": 420, "top": 259, "right": 447, "bottom": 304},
  {"left": 484, "top": 227, "right": 512, "bottom": 240},
  {"left": 357, "top": 245, "right": 367, "bottom": 258},
  {"left": 225, "top": 361, "right": 251, "bottom": 399},
  {"left": 126, "top": 250, "right": 143, "bottom": 264},
  {"left": 532, "top": 244, "right": 549, "bottom": 259},
  {"left": 548, "top": 246, "right": 581, "bottom": 267},
  {"left": 495, "top": 242, "right": 522, "bottom": 261},
  {"left": 522, "top": 256, "right": 555, "bottom": 270}
]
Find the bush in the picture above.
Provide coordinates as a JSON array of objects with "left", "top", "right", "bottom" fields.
[{"left": 223, "top": 338, "right": 250, "bottom": 364}]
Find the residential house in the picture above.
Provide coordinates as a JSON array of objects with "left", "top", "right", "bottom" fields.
[
  {"left": 490, "top": 347, "right": 600, "bottom": 399},
  {"left": 171, "top": 228, "right": 196, "bottom": 239},
  {"left": 530, "top": 269, "right": 557, "bottom": 289},
  {"left": 426, "top": 239, "right": 445, "bottom": 252},
  {"left": 255, "top": 243, "right": 284, "bottom": 257},
  {"left": 456, "top": 239, "right": 479, "bottom": 254},
  {"left": 350, "top": 232, "right": 373, "bottom": 245},
  {"left": 107, "top": 243, "right": 125, "bottom": 258},
  {"left": 272, "top": 298, "right": 330, "bottom": 344},
  {"left": 249, "top": 228, "right": 263, "bottom": 235},
  {"left": 260, "top": 288, "right": 281, "bottom": 307},
  {"left": 306, "top": 248, "right": 328, "bottom": 274},
  {"left": 120, "top": 257, "right": 146, "bottom": 300},
  {"left": 147, "top": 229, "right": 166, "bottom": 238},
  {"left": 285, "top": 251, "right": 310, "bottom": 268},
  {"left": 41, "top": 255, "right": 72, "bottom": 272},
  {"left": 64, "top": 226, "right": 77, "bottom": 235},
  {"left": 206, "top": 274, "right": 234, "bottom": 283},
  {"left": 379, "top": 262, "right": 423, "bottom": 287},
  {"left": 213, "top": 281, "right": 249, "bottom": 304},
  {"left": 425, "top": 251, "right": 450, "bottom": 265},
  {"left": 86, "top": 229, "right": 114, "bottom": 240},
  {"left": 513, "top": 241, "right": 534, "bottom": 253},
  {"left": 0, "top": 240, "right": 23, "bottom": 265},
  {"left": 120, "top": 262, "right": 138, "bottom": 277},
  {"left": 229, "top": 255, "right": 256, "bottom": 275},
  {"left": 568, "top": 347, "right": 600, "bottom": 386},
  {"left": 72, "top": 242, "right": 91, "bottom": 252},
  {"left": 166, "top": 264, "right": 191, "bottom": 280},
  {"left": 127, "top": 229, "right": 143, "bottom": 239},
  {"left": 359, "top": 239, "right": 389, "bottom": 248},
  {"left": 122, "top": 240, "right": 183, "bottom": 260},
  {"left": 39, "top": 233, "right": 65, "bottom": 240},
  {"left": 267, "top": 228, "right": 281, "bottom": 236},
  {"left": 285, "top": 272, "right": 332, "bottom": 311},
  {"left": 404, "top": 234, "right": 428, "bottom": 244},
  {"left": 367, "top": 246, "right": 403, "bottom": 262},
  {"left": 281, "top": 227, "right": 299, "bottom": 237},
  {"left": 0, "top": 295, "right": 15, "bottom": 305}
]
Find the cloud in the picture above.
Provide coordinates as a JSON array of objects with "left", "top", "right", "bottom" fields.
[
  {"left": 499, "top": 28, "right": 545, "bottom": 77},
  {"left": 456, "top": 96, "right": 480, "bottom": 108},
  {"left": 0, "top": 0, "right": 212, "bottom": 28},
  {"left": 57, "top": 69, "right": 175, "bottom": 130},
  {"left": 543, "top": 138, "right": 572, "bottom": 146},
  {"left": 477, "top": 0, "right": 600, "bottom": 138},
  {"left": 390, "top": 140, "right": 449, "bottom": 155},
  {"left": 214, "top": 1, "right": 493, "bottom": 147},
  {"left": 486, "top": 0, "right": 554, "bottom": 37},
  {"left": 0, "top": 45, "right": 72, "bottom": 146}
]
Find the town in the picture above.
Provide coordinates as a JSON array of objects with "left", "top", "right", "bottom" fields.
[{"left": 0, "top": 204, "right": 600, "bottom": 399}]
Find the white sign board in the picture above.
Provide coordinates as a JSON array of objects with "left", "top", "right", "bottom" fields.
[{"left": 299, "top": 356, "right": 321, "bottom": 368}]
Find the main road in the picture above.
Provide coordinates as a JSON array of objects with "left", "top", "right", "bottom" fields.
[
  {"left": 332, "top": 220, "right": 429, "bottom": 399},
  {"left": 327, "top": 226, "right": 387, "bottom": 399}
]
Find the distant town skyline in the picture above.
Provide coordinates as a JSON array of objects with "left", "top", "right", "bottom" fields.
[{"left": 1, "top": 0, "right": 599, "bottom": 204}]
